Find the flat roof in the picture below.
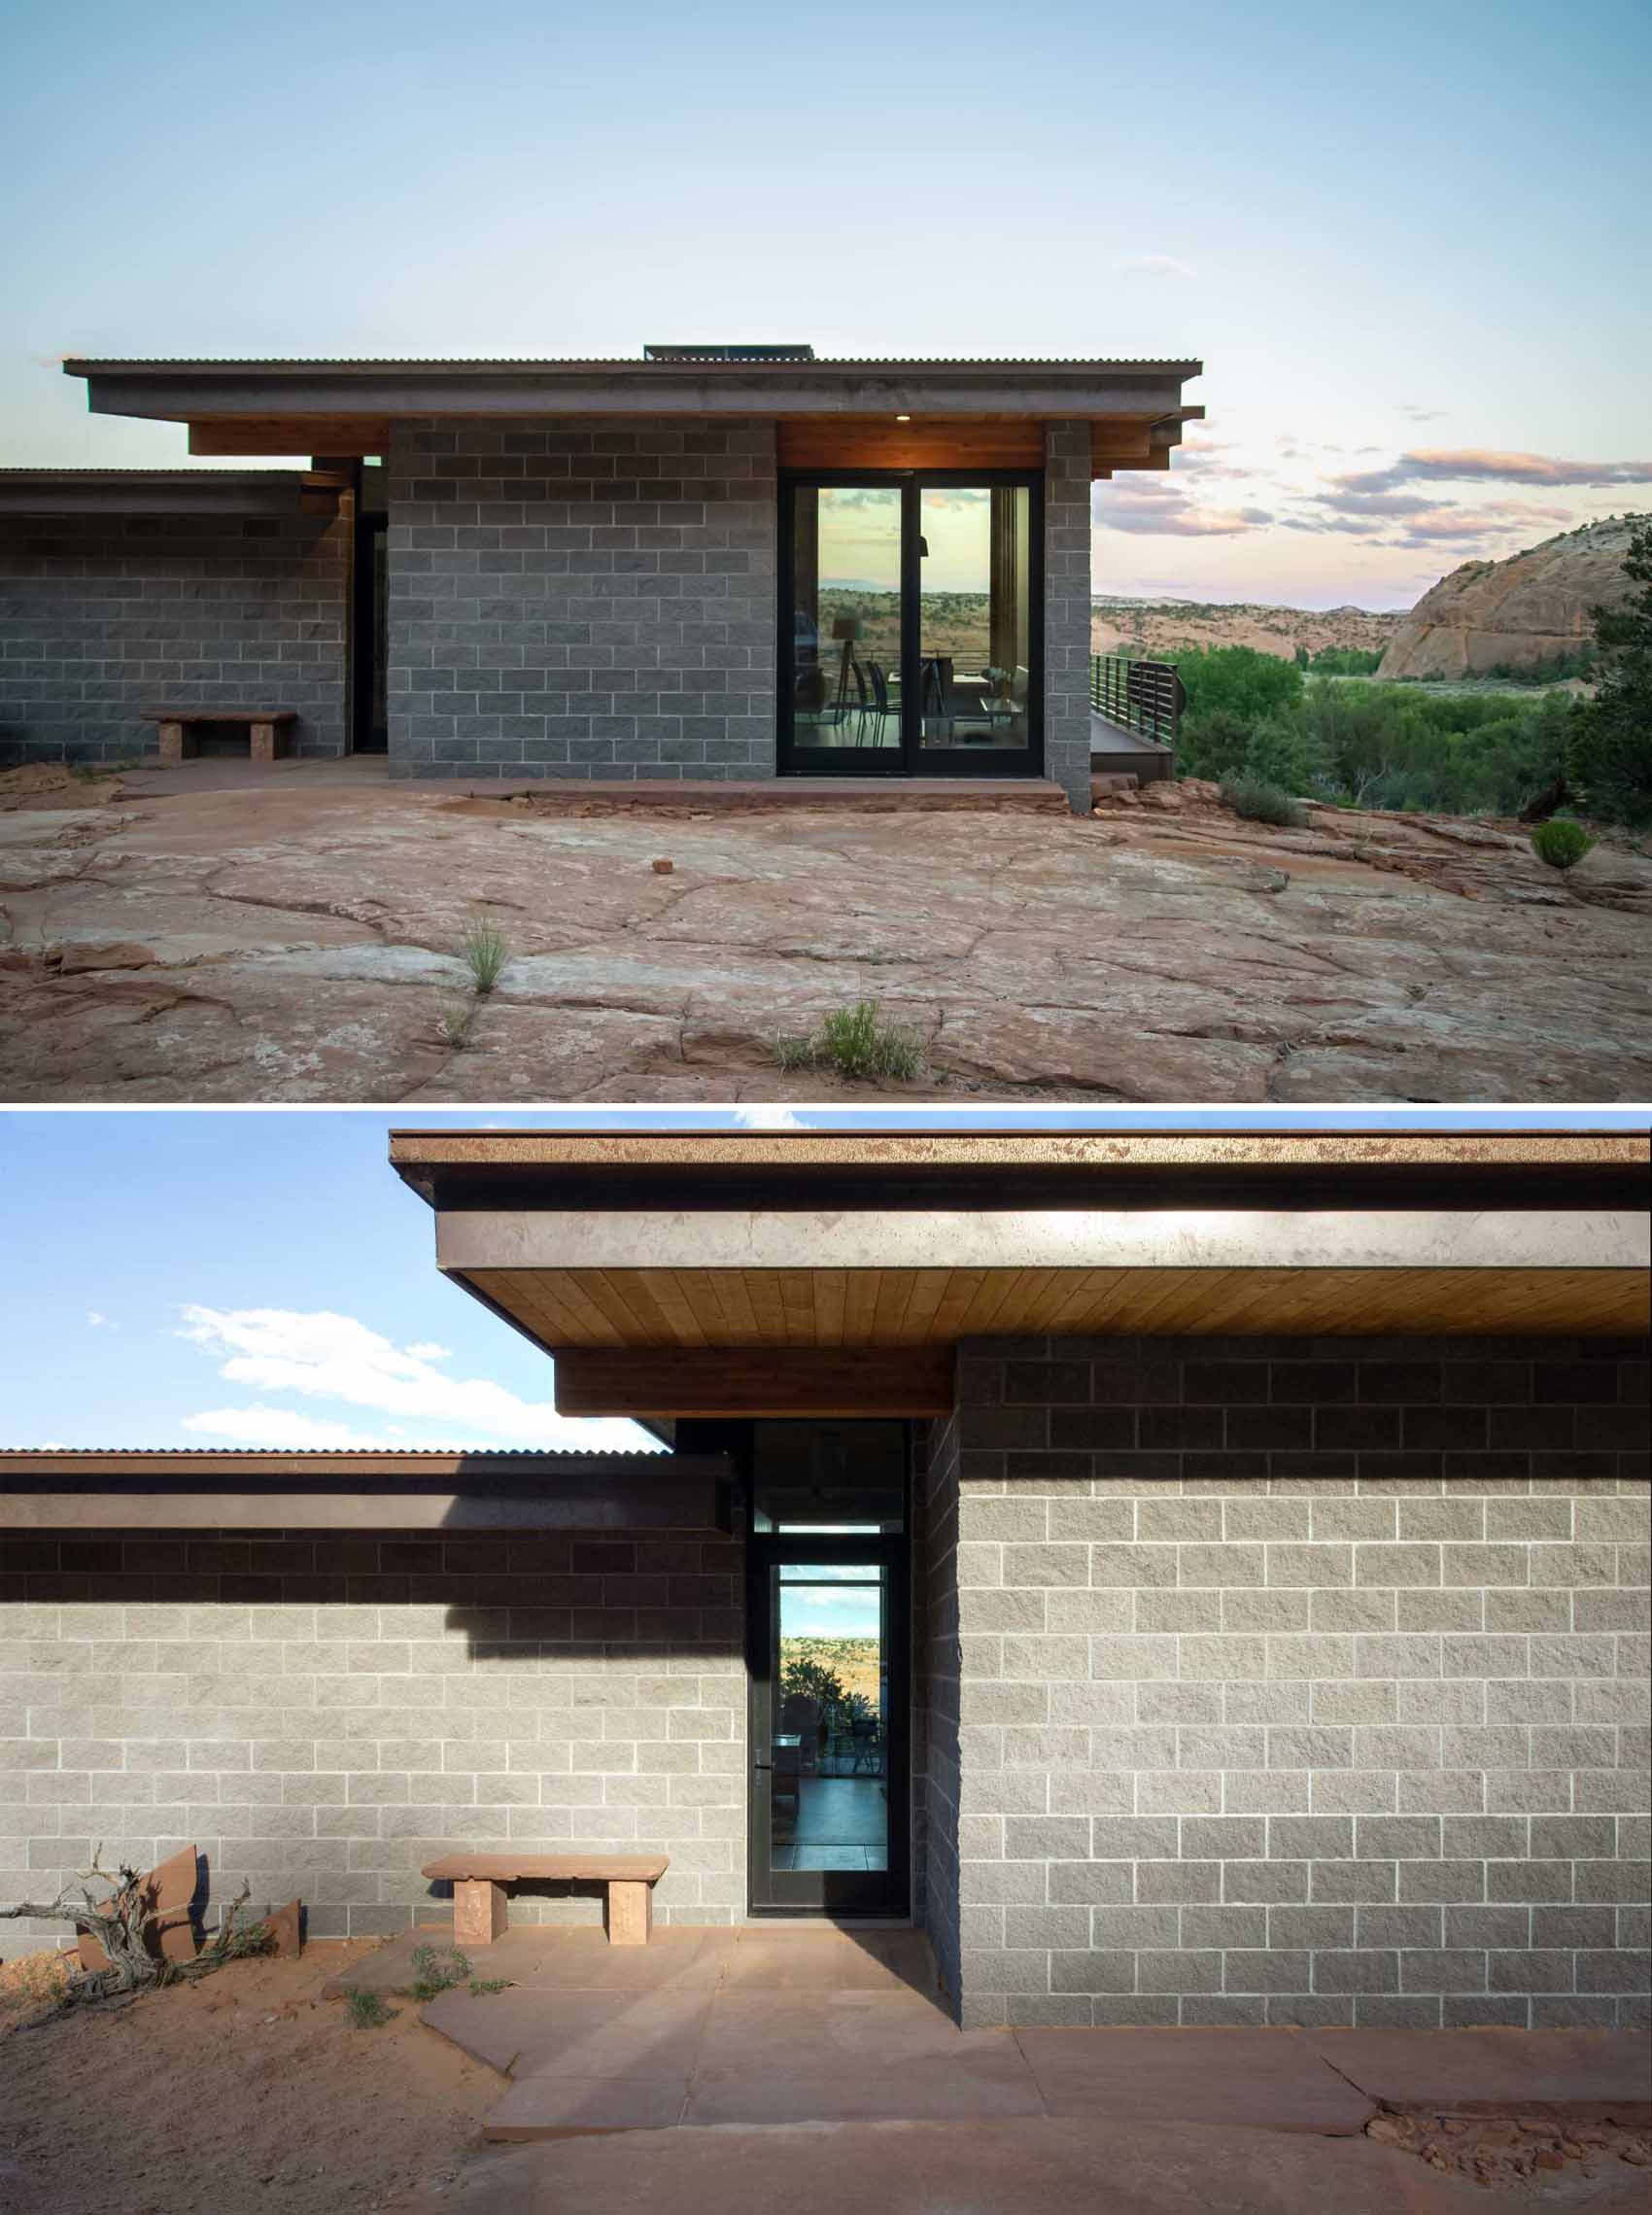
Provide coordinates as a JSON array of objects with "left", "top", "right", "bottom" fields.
[
  {"left": 0, "top": 1448, "right": 730, "bottom": 1531},
  {"left": 0, "top": 467, "right": 335, "bottom": 515},
  {"left": 391, "top": 1128, "right": 1649, "bottom": 1213},
  {"left": 0, "top": 1448, "right": 675, "bottom": 1475},
  {"left": 64, "top": 355, "right": 1203, "bottom": 374},
  {"left": 64, "top": 356, "right": 1205, "bottom": 467},
  {"left": 389, "top": 1131, "right": 1650, "bottom": 1413},
  {"left": 391, "top": 1129, "right": 1644, "bottom": 1169}
]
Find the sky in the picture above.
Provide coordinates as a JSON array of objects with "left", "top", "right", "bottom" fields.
[
  {"left": 3, "top": 0, "right": 1648, "bottom": 611},
  {"left": 1, "top": 1104, "right": 1643, "bottom": 1455}
]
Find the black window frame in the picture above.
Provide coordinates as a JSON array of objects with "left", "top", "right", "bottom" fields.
[{"left": 776, "top": 468, "right": 1045, "bottom": 779}]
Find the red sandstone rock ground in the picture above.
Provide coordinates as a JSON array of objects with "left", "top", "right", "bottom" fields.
[
  {"left": 0, "top": 1942, "right": 496, "bottom": 2215},
  {"left": 2, "top": 1940, "right": 1648, "bottom": 2215},
  {"left": 1, "top": 766, "right": 1648, "bottom": 1102}
]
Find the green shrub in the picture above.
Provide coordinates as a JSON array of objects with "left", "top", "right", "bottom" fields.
[
  {"left": 409, "top": 1943, "right": 470, "bottom": 2000},
  {"left": 774, "top": 1000, "right": 924, "bottom": 1084},
  {"left": 1175, "top": 644, "right": 1305, "bottom": 728},
  {"left": 1177, "top": 708, "right": 1254, "bottom": 783},
  {"left": 1243, "top": 713, "right": 1324, "bottom": 797},
  {"left": 1531, "top": 817, "right": 1595, "bottom": 870},
  {"left": 461, "top": 916, "right": 509, "bottom": 994},
  {"left": 1221, "top": 776, "right": 1306, "bottom": 828},
  {"left": 344, "top": 1986, "right": 396, "bottom": 2029},
  {"left": 1566, "top": 517, "right": 1652, "bottom": 826}
]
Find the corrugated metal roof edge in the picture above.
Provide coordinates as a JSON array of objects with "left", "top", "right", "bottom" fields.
[
  {"left": 63, "top": 356, "right": 1203, "bottom": 372},
  {"left": 0, "top": 1447, "right": 671, "bottom": 1460},
  {"left": 0, "top": 467, "right": 309, "bottom": 478}
]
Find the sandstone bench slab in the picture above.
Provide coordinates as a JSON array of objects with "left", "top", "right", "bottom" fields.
[
  {"left": 421, "top": 1853, "right": 669, "bottom": 1948},
  {"left": 141, "top": 707, "right": 297, "bottom": 763}
]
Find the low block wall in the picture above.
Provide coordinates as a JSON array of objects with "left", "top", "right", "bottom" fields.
[
  {"left": 929, "top": 1333, "right": 1650, "bottom": 2030},
  {"left": 0, "top": 1526, "right": 744, "bottom": 1937},
  {"left": 0, "top": 510, "right": 350, "bottom": 766}
]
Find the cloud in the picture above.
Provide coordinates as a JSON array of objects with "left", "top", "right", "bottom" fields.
[
  {"left": 405, "top": 1341, "right": 451, "bottom": 1361},
  {"left": 182, "top": 1405, "right": 409, "bottom": 1450},
  {"left": 1335, "top": 450, "right": 1652, "bottom": 496},
  {"left": 1393, "top": 503, "right": 1574, "bottom": 544},
  {"left": 1396, "top": 404, "right": 1447, "bottom": 424},
  {"left": 730, "top": 1105, "right": 805, "bottom": 1129},
  {"left": 177, "top": 1304, "right": 660, "bottom": 1453},
  {"left": 86, "top": 1309, "right": 109, "bottom": 1328},
  {"left": 1318, "top": 488, "right": 1458, "bottom": 520},
  {"left": 1098, "top": 482, "right": 1272, "bottom": 537},
  {"left": 1169, "top": 438, "right": 1262, "bottom": 485},
  {"left": 1114, "top": 253, "right": 1195, "bottom": 279}
]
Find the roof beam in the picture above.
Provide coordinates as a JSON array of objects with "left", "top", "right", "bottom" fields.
[{"left": 554, "top": 1346, "right": 956, "bottom": 1417}]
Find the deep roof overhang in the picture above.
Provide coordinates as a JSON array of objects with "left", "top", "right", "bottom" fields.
[
  {"left": 62, "top": 356, "right": 1204, "bottom": 471},
  {"left": 388, "top": 1131, "right": 1652, "bottom": 1416}
]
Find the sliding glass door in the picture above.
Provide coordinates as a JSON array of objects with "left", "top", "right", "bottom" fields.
[{"left": 779, "top": 472, "right": 1042, "bottom": 777}]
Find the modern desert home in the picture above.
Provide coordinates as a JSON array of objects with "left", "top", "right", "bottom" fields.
[
  {"left": 0, "top": 347, "right": 1202, "bottom": 807},
  {"left": 2, "top": 1128, "right": 1647, "bottom": 2029}
]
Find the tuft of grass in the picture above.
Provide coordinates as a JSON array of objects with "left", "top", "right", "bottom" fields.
[
  {"left": 460, "top": 915, "right": 509, "bottom": 994},
  {"left": 1221, "top": 775, "right": 1306, "bottom": 828},
  {"left": 468, "top": 1978, "right": 510, "bottom": 1997},
  {"left": 344, "top": 1986, "right": 396, "bottom": 2029},
  {"left": 1531, "top": 817, "right": 1595, "bottom": 871},
  {"left": 436, "top": 1000, "right": 475, "bottom": 1050},
  {"left": 408, "top": 1944, "right": 470, "bottom": 2002},
  {"left": 774, "top": 999, "right": 924, "bottom": 1085}
]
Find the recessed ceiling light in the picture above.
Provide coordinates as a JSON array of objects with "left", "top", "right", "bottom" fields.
[{"left": 895, "top": 414, "right": 911, "bottom": 422}]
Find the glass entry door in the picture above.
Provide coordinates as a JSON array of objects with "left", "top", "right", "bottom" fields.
[
  {"left": 779, "top": 473, "right": 1042, "bottom": 778},
  {"left": 746, "top": 1420, "right": 910, "bottom": 1916}
]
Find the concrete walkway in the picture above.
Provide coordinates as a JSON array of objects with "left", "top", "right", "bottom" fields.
[
  {"left": 337, "top": 1924, "right": 1652, "bottom": 2145},
  {"left": 388, "top": 2117, "right": 1652, "bottom": 2215}
]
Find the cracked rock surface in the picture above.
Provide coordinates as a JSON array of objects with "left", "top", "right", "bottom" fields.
[{"left": 0, "top": 781, "right": 1648, "bottom": 1101}]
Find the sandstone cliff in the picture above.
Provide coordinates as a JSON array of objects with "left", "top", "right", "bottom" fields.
[{"left": 1377, "top": 515, "right": 1643, "bottom": 681}]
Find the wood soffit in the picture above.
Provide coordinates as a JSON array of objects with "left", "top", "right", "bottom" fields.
[
  {"left": 457, "top": 1265, "right": 1649, "bottom": 1364},
  {"left": 182, "top": 409, "right": 1198, "bottom": 475}
]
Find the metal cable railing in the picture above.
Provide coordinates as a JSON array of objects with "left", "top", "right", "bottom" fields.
[{"left": 1090, "top": 654, "right": 1185, "bottom": 746}]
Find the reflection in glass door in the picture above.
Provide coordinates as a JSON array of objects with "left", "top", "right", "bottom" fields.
[
  {"left": 917, "top": 485, "right": 1033, "bottom": 764},
  {"left": 747, "top": 1422, "right": 909, "bottom": 1915},
  {"left": 779, "top": 474, "right": 1041, "bottom": 778},
  {"left": 784, "top": 485, "right": 904, "bottom": 764},
  {"left": 751, "top": 1554, "right": 906, "bottom": 1914}
]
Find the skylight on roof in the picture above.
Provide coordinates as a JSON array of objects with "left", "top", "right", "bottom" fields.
[{"left": 643, "top": 343, "right": 814, "bottom": 363}]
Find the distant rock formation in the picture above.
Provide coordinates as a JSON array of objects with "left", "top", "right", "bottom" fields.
[{"left": 1377, "top": 515, "right": 1643, "bottom": 681}]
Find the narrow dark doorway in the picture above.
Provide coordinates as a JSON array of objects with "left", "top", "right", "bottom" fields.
[
  {"left": 746, "top": 1421, "right": 910, "bottom": 1918},
  {"left": 351, "top": 511, "right": 389, "bottom": 754}
]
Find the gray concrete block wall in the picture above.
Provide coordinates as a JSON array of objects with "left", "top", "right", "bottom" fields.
[
  {"left": 917, "top": 1408, "right": 964, "bottom": 2001},
  {"left": 934, "top": 1333, "right": 1651, "bottom": 2030},
  {"left": 1043, "top": 423, "right": 1094, "bottom": 813},
  {"left": 0, "top": 511, "right": 349, "bottom": 765},
  {"left": 385, "top": 418, "right": 777, "bottom": 781},
  {"left": 0, "top": 1526, "right": 744, "bottom": 1937}
]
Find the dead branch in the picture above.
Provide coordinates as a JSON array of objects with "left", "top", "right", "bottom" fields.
[{"left": 0, "top": 1847, "right": 267, "bottom": 2004}]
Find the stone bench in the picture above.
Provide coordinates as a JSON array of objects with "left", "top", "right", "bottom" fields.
[
  {"left": 420, "top": 1852, "right": 670, "bottom": 1949},
  {"left": 140, "top": 707, "right": 298, "bottom": 764}
]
